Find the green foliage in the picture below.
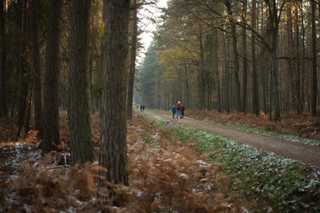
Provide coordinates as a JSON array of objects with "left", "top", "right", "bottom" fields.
[
  {"left": 146, "top": 115, "right": 320, "bottom": 213},
  {"left": 140, "top": 128, "right": 154, "bottom": 144},
  {"left": 134, "top": 42, "right": 160, "bottom": 107}
]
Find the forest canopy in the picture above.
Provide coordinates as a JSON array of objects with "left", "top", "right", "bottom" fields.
[{"left": 134, "top": 0, "right": 320, "bottom": 121}]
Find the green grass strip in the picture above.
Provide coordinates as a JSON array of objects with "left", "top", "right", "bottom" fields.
[
  {"left": 143, "top": 114, "right": 320, "bottom": 213},
  {"left": 220, "top": 124, "right": 320, "bottom": 147}
]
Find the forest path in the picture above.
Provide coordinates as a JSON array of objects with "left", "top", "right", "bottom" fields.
[{"left": 144, "top": 110, "right": 320, "bottom": 167}]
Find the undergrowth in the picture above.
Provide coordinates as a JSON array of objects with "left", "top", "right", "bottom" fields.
[
  {"left": 0, "top": 111, "right": 245, "bottom": 212},
  {"left": 221, "top": 124, "right": 320, "bottom": 147},
  {"left": 184, "top": 109, "right": 320, "bottom": 142},
  {"left": 146, "top": 114, "right": 320, "bottom": 213}
]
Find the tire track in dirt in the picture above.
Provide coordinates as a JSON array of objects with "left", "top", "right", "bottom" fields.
[{"left": 144, "top": 111, "right": 320, "bottom": 167}]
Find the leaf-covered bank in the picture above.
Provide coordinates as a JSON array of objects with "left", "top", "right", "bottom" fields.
[
  {"left": 186, "top": 109, "right": 320, "bottom": 144},
  {"left": 0, "top": 112, "right": 244, "bottom": 212},
  {"left": 145, "top": 114, "right": 320, "bottom": 213}
]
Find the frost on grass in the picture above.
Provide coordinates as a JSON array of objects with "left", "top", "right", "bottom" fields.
[
  {"left": 185, "top": 109, "right": 320, "bottom": 147},
  {"left": 0, "top": 111, "right": 243, "bottom": 212},
  {"left": 155, "top": 117, "right": 320, "bottom": 213}
]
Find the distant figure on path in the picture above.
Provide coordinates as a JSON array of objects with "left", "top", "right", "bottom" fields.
[
  {"left": 137, "top": 105, "right": 138, "bottom": 109},
  {"left": 181, "top": 104, "right": 185, "bottom": 118},
  {"left": 175, "top": 101, "right": 182, "bottom": 118},
  {"left": 172, "top": 105, "right": 176, "bottom": 118},
  {"left": 140, "top": 105, "right": 142, "bottom": 111},
  {"left": 143, "top": 106, "right": 145, "bottom": 111}
]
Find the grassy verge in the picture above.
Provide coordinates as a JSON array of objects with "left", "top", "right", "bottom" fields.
[
  {"left": 144, "top": 114, "right": 320, "bottom": 213},
  {"left": 219, "top": 124, "right": 320, "bottom": 147}
]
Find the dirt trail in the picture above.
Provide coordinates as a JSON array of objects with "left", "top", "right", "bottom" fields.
[{"left": 144, "top": 111, "right": 320, "bottom": 167}]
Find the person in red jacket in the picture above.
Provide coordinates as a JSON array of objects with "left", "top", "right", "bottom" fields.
[{"left": 176, "top": 101, "right": 182, "bottom": 118}]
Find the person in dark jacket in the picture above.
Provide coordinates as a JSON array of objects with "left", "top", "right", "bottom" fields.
[
  {"left": 181, "top": 104, "right": 185, "bottom": 118},
  {"left": 143, "top": 106, "right": 145, "bottom": 111},
  {"left": 176, "top": 101, "right": 182, "bottom": 118},
  {"left": 172, "top": 105, "right": 176, "bottom": 118},
  {"left": 140, "top": 105, "right": 142, "bottom": 111}
]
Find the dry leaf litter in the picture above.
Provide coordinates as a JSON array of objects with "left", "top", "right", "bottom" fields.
[{"left": 0, "top": 111, "right": 245, "bottom": 213}]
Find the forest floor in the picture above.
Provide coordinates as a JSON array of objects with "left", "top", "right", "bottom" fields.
[
  {"left": 0, "top": 111, "right": 246, "bottom": 213},
  {"left": 1, "top": 109, "right": 320, "bottom": 212},
  {"left": 143, "top": 110, "right": 320, "bottom": 167},
  {"left": 141, "top": 109, "right": 320, "bottom": 212}
]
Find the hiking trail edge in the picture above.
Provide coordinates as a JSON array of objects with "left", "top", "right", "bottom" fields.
[{"left": 144, "top": 111, "right": 320, "bottom": 167}]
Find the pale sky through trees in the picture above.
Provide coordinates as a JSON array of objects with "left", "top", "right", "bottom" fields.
[{"left": 137, "top": 0, "right": 168, "bottom": 62}]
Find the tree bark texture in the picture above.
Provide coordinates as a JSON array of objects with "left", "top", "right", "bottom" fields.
[
  {"left": 212, "top": 28, "right": 221, "bottom": 112},
  {"left": 199, "top": 23, "right": 205, "bottom": 109},
  {"left": 260, "top": 0, "right": 267, "bottom": 114},
  {"left": 311, "top": 0, "right": 317, "bottom": 116},
  {"left": 251, "top": 0, "right": 259, "bottom": 115},
  {"left": 271, "top": 12, "right": 280, "bottom": 120},
  {"left": 17, "top": 0, "right": 28, "bottom": 135},
  {"left": 286, "top": 2, "right": 294, "bottom": 110},
  {"left": 30, "top": 0, "right": 43, "bottom": 136},
  {"left": 221, "top": 30, "right": 229, "bottom": 113},
  {"left": 226, "top": 0, "right": 241, "bottom": 113},
  {"left": 294, "top": 4, "right": 301, "bottom": 114},
  {"left": 69, "top": 0, "right": 95, "bottom": 166},
  {"left": 42, "top": 0, "right": 62, "bottom": 153},
  {"left": 99, "top": 0, "right": 130, "bottom": 192},
  {"left": 184, "top": 64, "right": 191, "bottom": 109},
  {"left": 0, "top": 0, "right": 7, "bottom": 117},
  {"left": 241, "top": 0, "right": 247, "bottom": 114}
]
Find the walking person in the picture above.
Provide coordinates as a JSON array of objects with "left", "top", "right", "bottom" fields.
[
  {"left": 140, "top": 105, "right": 142, "bottom": 112},
  {"left": 176, "top": 101, "right": 182, "bottom": 118},
  {"left": 143, "top": 106, "right": 145, "bottom": 111},
  {"left": 181, "top": 104, "right": 185, "bottom": 118},
  {"left": 172, "top": 105, "right": 176, "bottom": 118}
]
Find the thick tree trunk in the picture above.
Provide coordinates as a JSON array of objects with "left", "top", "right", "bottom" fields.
[
  {"left": 42, "top": 0, "right": 63, "bottom": 153},
  {"left": 308, "top": 35, "right": 312, "bottom": 113},
  {"left": 241, "top": 0, "right": 247, "bottom": 114},
  {"left": 25, "top": 79, "right": 33, "bottom": 134},
  {"left": 295, "top": 4, "right": 301, "bottom": 114},
  {"left": 17, "top": 0, "right": 28, "bottom": 136},
  {"left": 99, "top": 0, "right": 130, "bottom": 195},
  {"left": 30, "top": 0, "right": 43, "bottom": 137},
  {"left": 262, "top": 68, "right": 267, "bottom": 113},
  {"left": 97, "top": 0, "right": 107, "bottom": 119},
  {"left": 221, "top": 30, "right": 229, "bottom": 113},
  {"left": 0, "top": 0, "right": 7, "bottom": 117},
  {"left": 207, "top": 71, "right": 211, "bottom": 110},
  {"left": 155, "top": 65, "right": 158, "bottom": 109},
  {"left": 311, "top": 0, "right": 317, "bottom": 116},
  {"left": 69, "top": 0, "right": 94, "bottom": 166},
  {"left": 231, "top": 18, "right": 241, "bottom": 113},
  {"left": 184, "top": 64, "right": 191, "bottom": 109},
  {"left": 225, "top": 0, "right": 241, "bottom": 113},
  {"left": 301, "top": 4, "right": 305, "bottom": 112},
  {"left": 126, "top": 0, "right": 138, "bottom": 119},
  {"left": 272, "top": 29, "right": 280, "bottom": 120},
  {"left": 261, "top": 0, "right": 267, "bottom": 114},
  {"left": 199, "top": 23, "right": 205, "bottom": 109},
  {"left": 286, "top": 2, "right": 294, "bottom": 111},
  {"left": 251, "top": 0, "right": 259, "bottom": 116},
  {"left": 212, "top": 29, "right": 221, "bottom": 112},
  {"left": 90, "top": 59, "right": 95, "bottom": 115}
]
